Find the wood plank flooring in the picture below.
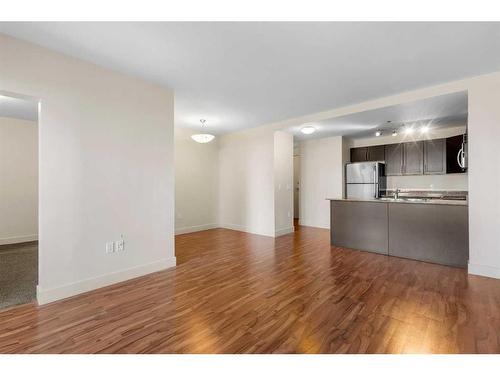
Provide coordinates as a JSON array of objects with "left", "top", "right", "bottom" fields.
[{"left": 1, "top": 224, "right": 500, "bottom": 353}]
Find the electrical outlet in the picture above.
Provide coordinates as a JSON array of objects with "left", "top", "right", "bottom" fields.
[
  {"left": 116, "top": 235, "right": 125, "bottom": 252},
  {"left": 105, "top": 241, "right": 114, "bottom": 254}
]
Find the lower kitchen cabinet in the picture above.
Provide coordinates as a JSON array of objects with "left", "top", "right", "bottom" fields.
[
  {"left": 330, "top": 201, "right": 388, "bottom": 254},
  {"left": 388, "top": 203, "right": 469, "bottom": 267},
  {"left": 330, "top": 200, "right": 469, "bottom": 268}
]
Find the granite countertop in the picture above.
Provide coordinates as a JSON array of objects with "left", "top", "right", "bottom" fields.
[{"left": 326, "top": 197, "right": 468, "bottom": 206}]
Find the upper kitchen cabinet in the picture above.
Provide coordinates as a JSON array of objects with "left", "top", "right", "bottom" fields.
[
  {"left": 424, "top": 138, "right": 446, "bottom": 175},
  {"left": 350, "top": 145, "right": 386, "bottom": 162},
  {"left": 366, "top": 145, "right": 385, "bottom": 161},
  {"left": 403, "top": 141, "right": 424, "bottom": 175},
  {"left": 385, "top": 143, "right": 403, "bottom": 176},
  {"left": 350, "top": 134, "right": 464, "bottom": 176},
  {"left": 350, "top": 147, "right": 368, "bottom": 162}
]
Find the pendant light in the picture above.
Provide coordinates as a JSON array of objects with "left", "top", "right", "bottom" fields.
[{"left": 191, "top": 119, "right": 215, "bottom": 143}]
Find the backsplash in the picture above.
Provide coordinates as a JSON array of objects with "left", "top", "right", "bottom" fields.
[
  {"left": 386, "top": 173, "right": 468, "bottom": 191},
  {"left": 384, "top": 189, "right": 468, "bottom": 199}
]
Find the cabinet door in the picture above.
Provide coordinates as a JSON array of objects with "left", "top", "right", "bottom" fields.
[
  {"left": 424, "top": 139, "right": 446, "bottom": 175},
  {"left": 350, "top": 147, "right": 368, "bottom": 162},
  {"left": 384, "top": 143, "right": 403, "bottom": 176},
  {"left": 367, "top": 145, "right": 385, "bottom": 161},
  {"left": 403, "top": 141, "right": 424, "bottom": 175}
]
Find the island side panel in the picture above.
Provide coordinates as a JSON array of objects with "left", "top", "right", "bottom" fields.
[
  {"left": 330, "top": 201, "right": 389, "bottom": 254},
  {"left": 388, "top": 203, "right": 469, "bottom": 267}
]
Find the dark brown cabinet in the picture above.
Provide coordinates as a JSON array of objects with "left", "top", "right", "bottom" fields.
[
  {"left": 424, "top": 139, "right": 446, "bottom": 174},
  {"left": 349, "top": 134, "right": 464, "bottom": 176},
  {"left": 384, "top": 143, "right": 403, "bottom": 176},
  {"left": 330, "top": 200, "right": 469, "bottom": 267},
  {"left": 367, "top": 145, "right": 385, "bottom": 161},
  {"left": 350, "top": 145, "right": 386, "bottom": 162},
  {"left": 388, "top": 203, "right": 468, "bottom": 267},
  {"left": 350, "top": 147, "right": 368, "bottom": 162},
  {"left": 403, "top": 141, "right": 424, "bottom": 175}
]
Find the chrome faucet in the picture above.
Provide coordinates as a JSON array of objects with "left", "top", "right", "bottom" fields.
[{"left": 394, "top": 188, "right": 401, "bottom": 199}]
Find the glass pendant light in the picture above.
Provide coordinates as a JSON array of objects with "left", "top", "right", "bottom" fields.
[{"left": 191, "top": 119, "right": 215, "bottom": 143}]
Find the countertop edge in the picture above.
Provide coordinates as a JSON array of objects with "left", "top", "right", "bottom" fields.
[{"left": 326, "top": 198, "right": 468, "bottom": 206}]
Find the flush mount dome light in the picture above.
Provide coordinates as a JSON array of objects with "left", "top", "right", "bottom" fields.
[
  {"left": 191, "top": 119, "right": 215, "bottom": 143},
  {"left": 420, "top": 125, "right": 429, "bottom": 133},
  {"left": 375, "top": 130, "right": 382, "bottom": 137},
  {"left": 392, "top": 130, "right": 398, "bottom": 137},
  {"left": 300, "top": 126, "right": 316, "bottom": 135}
]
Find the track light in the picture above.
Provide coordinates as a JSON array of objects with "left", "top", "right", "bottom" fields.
[{"left": 404, "top": 126, "right": 414, "bottom": 135}]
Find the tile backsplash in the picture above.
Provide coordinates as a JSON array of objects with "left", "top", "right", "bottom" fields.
[{"left": 386, "top": 173, "right": 468, "bottom": 191}]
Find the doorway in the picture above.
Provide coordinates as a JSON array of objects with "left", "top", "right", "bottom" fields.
[
  {"left": 293, "top": 145, "right": 300, "bottom": 227},
  {"left": 0, "top": 94, "right": 39, "bottom": 309}
]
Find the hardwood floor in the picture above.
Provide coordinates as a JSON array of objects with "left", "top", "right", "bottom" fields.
[{"left": 1, "top": 225, "right": 500, "bottom": 353}]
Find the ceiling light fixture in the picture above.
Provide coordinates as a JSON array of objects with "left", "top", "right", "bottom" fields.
[
  {"left": 191, "top": 119, "right": 215, "bottom": 143},
  {"left": 300, "top": 126, "right": 316, "bottom": 135},
  {"left": 375, "top": 130, "right": 382, "bottom": 137},
  {"left": 420, "top": 125, "right": 429, "bottom": 133},
  {"left": 392, "top": 130, "right": 398, "bottom": 137},
  {"left": 404, "top": 125, "right": 414, "bottom": 135}
]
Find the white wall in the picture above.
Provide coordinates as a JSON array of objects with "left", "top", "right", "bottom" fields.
[
  {"left": 467, "top": 75, "right": 500, "bottom": 278},
  {"left": 299, "top": 136, "right": 345, "bottom": 229},
  {"left": 174, "top": 127, "right": 218, "bottom": 234},
  {"left": 218, "top": 127, "right": 276, "bottom": 236},
  {"left": 0, "top": 117, "right": 38, "bottom": 245},
  {"left": 274, "top": 131, "right": 294, "bottom": 236},
  {"left": 348, "top": 125, "right": 468, "bottom": 191},
  {"left": 0, "top": 34, "right": 175, "bottom": 304}
]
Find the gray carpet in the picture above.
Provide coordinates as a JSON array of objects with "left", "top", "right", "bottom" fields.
[{"left": 0, "top": 242, "right": 38, "bottom": 310}]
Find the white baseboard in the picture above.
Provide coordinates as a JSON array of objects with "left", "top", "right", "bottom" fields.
[
  {"left": 0, "top": 234, "right": 38, "bottom": 245},
  {"left": 36, "top": 257, "right": 177, "bottom": 305},
  {"left": 468, "top": 262, "right": 500, "bottom": 279},
  {"left": 175, "top": 223, "right": 218, "bottom": 235},
  {"left": 298, "top": 220, "right": 329, "bottom": 229},
  {"left": 220, "top": 223, "right": 274, "bottom": 237},
  {"left": 275, "top": 226, "right": 295, "bottom": 237}
]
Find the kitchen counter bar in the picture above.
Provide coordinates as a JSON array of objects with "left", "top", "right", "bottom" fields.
[{"left": 329, "top": 199, "right": 469, "bottom": 267}]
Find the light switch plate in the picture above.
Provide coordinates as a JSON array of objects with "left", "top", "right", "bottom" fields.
[
  {"left": 105, "top": 242, "right": 114, "bottom": 254},
  {"left": 116, "top": 235, "right": 125, "bottom": 252}
]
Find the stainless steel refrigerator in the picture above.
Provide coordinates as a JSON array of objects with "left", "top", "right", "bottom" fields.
[{"left": 345, "top": 162, "right": 386, "bottom": 199}]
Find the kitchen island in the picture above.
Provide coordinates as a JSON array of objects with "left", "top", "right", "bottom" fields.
[{"left": 328, "top": 197, "right": 469, "bottom": 267}]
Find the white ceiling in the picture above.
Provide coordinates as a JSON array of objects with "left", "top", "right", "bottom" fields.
[
  {"left": 291, "top": 91, "right": 468, "bottom": 140},
  {"left": 0, "top": 95, "right": 38, "bottom": 121},
  {"left": 0, "top": 22, "right": 499, "bottom": 134}
]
